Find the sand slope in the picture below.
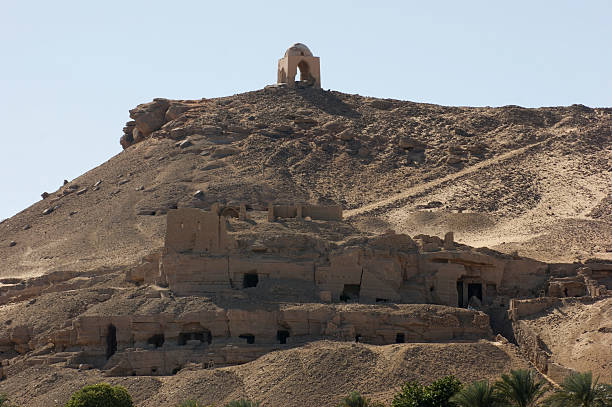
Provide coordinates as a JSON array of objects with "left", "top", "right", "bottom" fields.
[{"left": 0, "top": 340, "right": 530, "bottom": 407}]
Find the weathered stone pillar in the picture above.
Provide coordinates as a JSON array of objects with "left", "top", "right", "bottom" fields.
[
  {"left": 443, "top": 231, "right": 454, "bottom": 250},
  {"left": 267, "top": 203, "right": 275, "bottom": 222},
  {"left": 296, "top": 204, "right": 303, "bottom": 220}
]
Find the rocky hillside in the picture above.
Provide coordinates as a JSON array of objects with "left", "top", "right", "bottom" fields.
[
  {"left": 0, "top": 87, "right": 610, "bottom": 406},
  {"left": 1, "top": 86, "right": 610, "bottom": 280}
]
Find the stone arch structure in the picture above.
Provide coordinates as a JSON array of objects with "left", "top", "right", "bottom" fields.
[{"left": 277, "top": 43, "right": 321, "bottom": 88}]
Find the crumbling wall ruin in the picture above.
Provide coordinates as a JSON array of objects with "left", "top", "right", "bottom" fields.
[
  {"left": 547, "top": 266, "right": 609, "bottom": 298},
  {"left": 133, "top": 208, "right": 558, "bottom": 305},
  {"left": 165, "top": 208, "right": 235, "bottom": 253},
  {"left": 47, "top": 304, "right": 491, "bottom": 376},
  {"left": 8, "top": 206, "right": 604, "bottom": 379},
  {"left": 267, "top": 203, "right": 342, "bottom": 221},
  {"left": 509, "top": 296, "right": 608, "bottom": 384}
]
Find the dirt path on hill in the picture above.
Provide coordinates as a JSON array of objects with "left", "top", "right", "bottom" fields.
[{"left": 345, "top": 138, "right": 553, "bottom": 219}]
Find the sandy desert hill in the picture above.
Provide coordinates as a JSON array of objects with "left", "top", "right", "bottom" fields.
[
  {"left": 1, "top": 87, "right": 610, "bottom": 277},
  {"left": 0, "top": 85, "right": 610, "bottom": 406}
]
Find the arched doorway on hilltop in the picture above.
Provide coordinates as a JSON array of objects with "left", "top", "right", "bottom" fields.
[{"left": 296, "top": 60, "right": 315, "bottom": 84}]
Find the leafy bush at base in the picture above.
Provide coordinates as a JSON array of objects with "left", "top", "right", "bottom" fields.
[
  {"left": 178, "top": 401, "right": 214, "bottom": 407},
  {"left": 392, "top": 376, "right": 463, "bottom": 407},
  {"left": 337, "top": 391, "right": 385, "bottom": 407},
  {"left": 0, "top": 394, "right": 19, "bottom": 407},
  {"left": 224, "top": 399, "right": 260, "bottom": 407},
  {"left": 65, "top": 383, "right": 133, "bottom": 407}
]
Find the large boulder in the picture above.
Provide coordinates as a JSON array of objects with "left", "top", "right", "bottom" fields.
[
  {"left": 165, "top": 101, "right": 199, "bottom": 121},
  {"left": 120, "top": 121, "right": 136, "bottom": 149},
  {"left": 399, "top": 136, "right": 426, "bottom": 151},
  {"left": 129, "top": 98, "right": 170, "bottom": 135}
]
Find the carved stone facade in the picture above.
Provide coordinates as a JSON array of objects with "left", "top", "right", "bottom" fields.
[
  {"left": 17, "top": 206, "right": 606, "bottom": 377},
  {"left": 150, "top": 208, "right": 550, "bottom": 305},
  {"left": 50, "top": 304, "right": 491, "bottom": 376}
]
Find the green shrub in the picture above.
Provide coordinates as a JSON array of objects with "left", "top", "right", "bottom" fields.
[
  {"left": 392, "top": 382, "right": 426, "bottom": 407},
  {"left": 337, "top": 391, "right": 385, "bottom": 407},
  {"left": 392, "top": 376, "right": 462, "bottom": 407},
  {"left": 427, "top": 376, "right": 464, "bottom": 407},
  {"left": 178, "top": 401, "right": 213, "bottom": 407},
  {"left": 224, "top": 399, "right": 260, "bottom": 407},
  {"left": 65, "top": 383, "right": 133, "bottom": 407},
  {"left": 0, "top": 394, "right": 18, "bottom": 407}
]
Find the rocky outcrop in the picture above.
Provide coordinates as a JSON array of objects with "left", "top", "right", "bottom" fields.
[
  {"left": 120, "top": 99, "right": 201, "bottom": 149},
  {"left": 130, "top": 99, "right": 170, "bottom": 135}
]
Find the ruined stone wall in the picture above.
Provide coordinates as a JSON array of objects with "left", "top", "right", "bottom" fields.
[
  {"left": 162, "top": 253, "right": 231, "bottom": 295},
  {"left": 50, "top": 304, "right": 491, "bottom": 376},
  {"left": 268, "top": 204, "right": 342, "bottom": 221},
  {"left": 160, "top": 252, "right": 317, "bottom": 296},
  {"left": 512, "top": 320, "right": 552, "bottom": 375},
  {"left": 513, "top": 316, "right": 580, "bottom": 384},
  {"left": 508, "top": 297, "right": 562, "bottom": 321},
  {"left": 152, "top": 208, "right": 565, "bottom": 307},
  {"left": 301, "top": 205, "right": 343, "bottom": 221},
  {"left": 508, "top": 295, "right": 605, "bottom": 321},
  {"left": 269, "top": 204, "right": 298, "bottom": 219},
  {"left": 165, "top": 208, "right": 234, "bottom": 254}
]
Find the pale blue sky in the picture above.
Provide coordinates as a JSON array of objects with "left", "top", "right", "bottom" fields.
[{"left": 1, "top": 1, "right": 611, "bottom": 221}]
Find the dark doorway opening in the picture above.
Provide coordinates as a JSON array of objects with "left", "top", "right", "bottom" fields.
[
  {"left": 277, "top": 330, "right": 290, "bottom": 344},
  {"left": 243, "top": 273, "right": 259, "bottom": 288},
  {"left": 297, "top": 60, "right": 313, "bottom": 83},
  {"left": 396, "top": 333, "right": 405, "bottom": 343},
  {"left": 239, "top": 334, "right": 255, "bottom": 344},
  {"left": 106, "top": 324, "right": 117, "bottom": 359},
  {"left": 178, "top": 330, "right": 212, "bottom": 346},
  {"left": 457, "top": 281, "right": 464, "bottom": 307},
  {"left": 376, "top": 298, "right": 389, "bottom": 303},
  {"left": 355, "top": 334, "right": 362, "bottom": 343},
  {"left": 468, "top": 283, "right": 483, "bottom": 302},
  {"left": 147, "top": 334, "right": 165, "bottom": 348},
  {"left": 340, "top": 284, "right": 361, "bottom": 302}
]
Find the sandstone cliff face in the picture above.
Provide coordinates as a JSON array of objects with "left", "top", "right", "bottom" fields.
[{"left": 43, "top": 303, "right": 491, "bottom": 376}]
